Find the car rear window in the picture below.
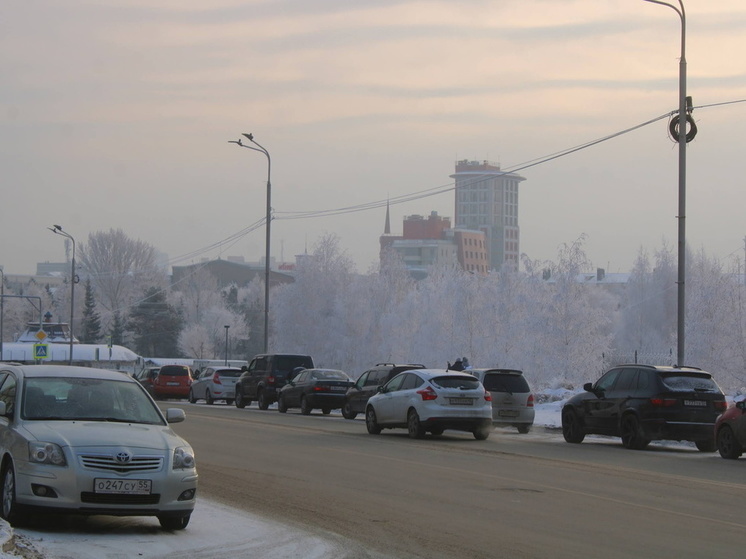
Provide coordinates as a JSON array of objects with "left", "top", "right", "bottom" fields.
[
  {"left": 159, "top": 366, "right": 190, "bottom": 377},
  {"left": 659, "top": 373, "right": 721, "bottom": 393},
  {"left": 215, "top": 369, "right": 242, "bottom": 378},
  {"left": 311, "top": 370, "right": 349, "bottom": 380},
  {"left": 431, "top": 376, "right": 481, "bottom": 390},
  {"left": 274, "top": 356, "right": 314, "bottom": 376},
  {"left": 482, "top": 373, "right": 530, "bottom": 393}
]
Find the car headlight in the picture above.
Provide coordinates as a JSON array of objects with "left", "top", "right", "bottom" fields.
[
  {"left": 29, "top": 442, "right": 66, "bottom": 467},
  {"left": 173, "top": 446, "right": 195, "bottom": 470}
]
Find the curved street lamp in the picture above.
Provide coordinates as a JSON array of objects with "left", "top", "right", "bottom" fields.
[
  {"left": 229, "top": 133, "right": 271, "bottom": 354},
  {"left": 224, "top": 325, "right": 230, "bottom": 366},
  {"left": 48, "top": 225, "right": 77, "bottom": 365},
  {"left": 642, "top": 0, "right": 688, "bottom": 366}
]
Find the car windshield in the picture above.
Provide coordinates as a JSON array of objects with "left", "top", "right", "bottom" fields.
[
  {"left": 22, "top": 377, "right": 165, "bottom": 424},
  {"left": 482, "top": 373, "right": 530, "bottom": 393},
  {"left": 311, "top": 370, "right": 349, "bottom": 380},
  {"left": 659, "top": 373, "right": 721, "bottom": 393},
  {"left": 431, "top": 376, "right": 481, "bottom": 390}
]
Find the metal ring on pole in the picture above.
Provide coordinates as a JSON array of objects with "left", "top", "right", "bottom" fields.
[{"left": 668, "top": 113, "right": 697, "bottom": 143}]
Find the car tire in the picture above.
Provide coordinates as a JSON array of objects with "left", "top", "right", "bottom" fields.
[
  {"left": 562, "top": 408, "right": 585, "bottom": 444},
  {"left": 257, "top": 390, "right": 270, "bottom": 411},
  {"left": 225, "top": 399, "right": 234, "bottom": 406},
  {"left": 158, "top": 514, "right": 191, "bottom": 531},
  {"left": 322, "top": 408, "right": 331, "bottom": 415},
  {"left": 620, "top": 414, "right": 650, "bottom": 450},
  {"left": 1, "top": 462, "right": 24, "bottom": 525},
  {"left": 187, "top": 389, "right": 196, "bottom": 404},
  {"left": 717, "top": 425, "right": 743, "bottom": 459},
  {"left": 695, "top": 438, "right": 717, "bottom": 453},
  {"left": 300, "top": 396, "right": 312, "bottom": 415},
  {"left": 517, "top": 425, "right": 531, "bottom": 434},
  {"left": 365, "top": 406, "right": 382, "bottom": 435},
  {"left": 278, "top": 395, "right": 287, "bottom": 413},
  {"left": 407, "top": 409, "right": 426, "bottom": 439},
  {"left": 473, "top": 425, "right": 491, "bottom": 440},
  {"left": 430, "top": 427, "right": 444, "bottom": 436},
  {"left": 235, "top": 389, "right": 247, "bottom": 409},
  {"left": 205, "top": 391, "right": 214, "bottom": 405},
  {"left": 341, "top": 402, "right": 357, "bottom": 420}
]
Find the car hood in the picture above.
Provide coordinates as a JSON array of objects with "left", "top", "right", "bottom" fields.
[{"left": 20, "top": 420, "right": 187, "bottom": 451}]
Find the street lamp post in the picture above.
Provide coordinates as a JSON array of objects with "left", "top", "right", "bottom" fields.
[
  {"left": 224, "top": 325, "right": 230, "bottom": 366},
  {"left": 49, "top": 225, "right": 76, "bottom": 365},
  {"left": 0, "top": 267, "right": 4, "bottom": 362},
  {"left": 229, "top": 133, "right": 272, "bottom": 354},
  {"left": 643, "top": 0, "right": 688, "bottom": 366}
]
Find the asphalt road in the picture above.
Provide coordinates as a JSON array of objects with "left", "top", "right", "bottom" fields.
[{"left": 165, "top": 402, "right": 746, "bottom": 559}]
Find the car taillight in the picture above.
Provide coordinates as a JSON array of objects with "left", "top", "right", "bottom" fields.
[
  {"left": 715, "top": 400, "right": 727, "bottom": 412},
  {"left": 417, "top": 386, "right": 438, "bottom": 401},
  {"left": 267, "top": 375, "right": 276, "bottom": 385},
  {"left": 527, "top": 394, "right": 534, "bottom": 408},
  {"left": 650, "top": 398, "right": 677, "bottom": 407},
  {"left": 313, "top": 385, "right": 327, "bottom": 392},
  {"left": 214, "top": 374, "right": 222, "bottom": 385},
  {"left": 484, "top": 391, "right": 492, "bottom": 402}
]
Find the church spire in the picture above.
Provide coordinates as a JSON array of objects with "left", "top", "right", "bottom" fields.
[{"left": 384, "top": 199, "right": 391, "bottom": 235}]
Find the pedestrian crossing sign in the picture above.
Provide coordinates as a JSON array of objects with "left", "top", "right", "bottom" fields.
[{"left": 33, "top": 344, "right": 49, "bottom": 360}]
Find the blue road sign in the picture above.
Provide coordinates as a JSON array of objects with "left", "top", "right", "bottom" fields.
[{"left": 33, "top": 344, "right": 49, "bottom": 360}]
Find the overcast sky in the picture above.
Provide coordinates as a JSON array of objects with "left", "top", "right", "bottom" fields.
[{"left": 3, "top": 0, "right": 745, "bottom": 276}]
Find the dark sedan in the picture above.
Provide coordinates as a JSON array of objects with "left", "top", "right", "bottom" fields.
[{"left": 277, "top": 369, "right": 353, "bottom": 415}]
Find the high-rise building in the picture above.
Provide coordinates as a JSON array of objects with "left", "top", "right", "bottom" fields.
[{"left": 451, "top": 160, "right": 526, "bottom": 270}]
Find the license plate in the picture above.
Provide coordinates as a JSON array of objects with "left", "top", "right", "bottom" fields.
[
  {"left": 498, "top": 410, "right": 519, "bottom": 417},
  {"left": 94, "top": 478, "right": 152, "bottom": 495},
  {"left": 449, "top": 398, "right": 474, "bottom": 406},
  {"left": 166, "top": 382, "right": 180, "bottom": 386},
  {"left": 330, "top": 386, "right": 347, "bottom": 392},
  {"left": 684, "top": 400, "right": 706, "bottom": 407}
]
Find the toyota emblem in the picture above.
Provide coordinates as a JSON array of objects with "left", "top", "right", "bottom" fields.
[{"left": 115, "top": 451, "right": 132, "bottom": 464}]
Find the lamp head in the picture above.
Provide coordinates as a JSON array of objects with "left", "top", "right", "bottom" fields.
[
  {"left": 53, "top": 225, "right": 62, "bottom": 231},
  {"left": 242, "top": 133, "right": 254, "bottom": 141}
]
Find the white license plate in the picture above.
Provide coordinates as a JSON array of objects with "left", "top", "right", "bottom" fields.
[
  {"left": 684, "top": 400, "right": 706, "bottom": 407},
  {"left": 449, "top": 398, "right": 474, "bottom": 406},
  {"left": 498, "top": 410, "right": 519, "bottom": 417},
  {"left": 166, "top": 382, "right": 180, "bottom": 386},
  {"left": 330, "top": 386, "right": 347, "bottom": 392},
  {"left": 94, "top": 478, "right": 152, "bottom": 495}
]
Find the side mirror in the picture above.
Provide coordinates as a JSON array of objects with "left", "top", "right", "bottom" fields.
[
  {"left": 377, "top": 386, "right": 386, "bottom": 394},
  {"left": 165, "top": 408, "right": 186, "bottom": 424},
  {"left": 736, "top": 401, "right": 746, "bottom": 411},
  {"left": 583, "top": 382, "right": 594, "bottom": 392}
]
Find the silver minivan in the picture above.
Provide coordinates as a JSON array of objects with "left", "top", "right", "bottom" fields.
[{"left": 469, "top": 369, "right": 535, "bottom": 433}]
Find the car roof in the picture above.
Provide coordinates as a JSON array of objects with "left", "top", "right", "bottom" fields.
[
  {"left": 1, "top": 364, "right": 138, "bottom": 383},
  {"left": 400, "top": 368, "right": 479, "bottom": 380},
  {"left": 470, "top": 368, "right": 524, "bottom": 375}
]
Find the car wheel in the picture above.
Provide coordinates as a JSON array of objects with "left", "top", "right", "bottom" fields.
[
  {"left": 365, "top": 406, "right": 382, "bottom": 435},
  {"left": 257, "top": 390, "right": 270, "bottom": 411},
  {"left": 205, "top": 391, "right": 214, "bottom": 405},
  {"left": 517, "top": 425, "right": 531, "bottom": 434},
  {"left": 473, "top": 425, "right": 491, "bottom": 440},
  {"left": 300, "top": 396, "right": 312, "bottom": 415},
  {"left": 322, "top": 408, "right": 331, "bottom": 415},
  {"left": 562, "top": 408, "right": 585, "bottom": 444},
  {"left": 187, "top": 389, "right": 196, "bottom": 404},
  {"left": 277, "top": 395, "right": 287, "bottom": 413},
  {"left": 235, "top": 389, "right": 247, "bottom": 409},
  {"left": 1, "top": 462, "right": 23, "bottom": 525},
  {"left": 717, "top": 426, "right": 743, "bottom": 459},
  {"left": 430, "top": 427, "right": 444, "bottom": 436},
  {"left": 695, "top": 438, "right": 717, "bottom": 453},
  {"left": 158, "top": 514, "right": 191, "bottom": 530},
  {"left": 407, "top": 409, "right": 426, "bottom": 439},
  {"left": 620, "top": 414, "right": 650, "bottom": 450},
  {"left": 225, "top": 399, "right": 234, "bottom": 406},
  {"left": 341, "top": 401, "right": 357, "bottom": 420}
]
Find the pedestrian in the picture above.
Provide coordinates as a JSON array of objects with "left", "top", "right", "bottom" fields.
[{"left": 451, "top": 358, "right": 464, "bottom": 371}]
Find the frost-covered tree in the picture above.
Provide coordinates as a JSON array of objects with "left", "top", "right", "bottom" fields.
[
  {"left": 129, "top": 287, "right": 182, "bottom": 357},
  {"left": 80, "top": 279, "right": 102, "bottom": 344}
]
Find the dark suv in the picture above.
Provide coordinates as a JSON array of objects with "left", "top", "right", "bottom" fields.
[
  {"left": 562, "top": 364, "right": 727, "bottom": 451},
  {"left": 341, "top": 363, "right": 425, "bottom": 420},
  {"left": 235, "top": 354, "right": 314, "bottom": 410}
]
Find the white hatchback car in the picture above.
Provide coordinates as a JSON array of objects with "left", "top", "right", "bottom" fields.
[
  {"left": 365, "top": 369, "right": 493, "bottom": 440},
  {"left": 0, "top": 364, "right": 197, "bottom": 530},
  {"left": 189, "top": 366, "right": 242, "bottom": 405}
]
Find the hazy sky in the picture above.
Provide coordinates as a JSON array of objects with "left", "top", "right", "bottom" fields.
[{"left": 3, "top": 0, "right": 745, "bottom": 276}]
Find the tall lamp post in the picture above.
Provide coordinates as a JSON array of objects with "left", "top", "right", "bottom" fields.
[
  {"left": 0, "top": 267, "right": 4, "bottom": 362},
  {"left": 643, "top": 0, "right": 689, "bottom": 366},
  {"left": 224, "top": 325, "right": 230, "bottom": 366},
  {"left": 229, "top": 133, "right": 271, "bottom": 354},
  {"left": 49, "top": 225, "right": 76, "bottom": 365}
]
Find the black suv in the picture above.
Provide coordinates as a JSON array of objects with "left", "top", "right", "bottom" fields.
[
  {"left": 341, "top": 363, "right": 425, "bottom": 420},
  {"left": 562, "top": 364, "right": 727, "bottom": 451},
  {"left": 235, "top": 354, "right": 314, "bottom": 410}
]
